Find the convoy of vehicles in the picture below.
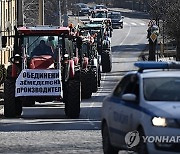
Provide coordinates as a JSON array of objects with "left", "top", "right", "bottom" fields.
[
  {"left": 1, "top": 3, "right": 121, "bottom": 119},
  {"left": 1, "top": 3, "right": 179, "bottom": 154},
  {"left": 79, "top": 24, "right": 102, "bottom": 93}
]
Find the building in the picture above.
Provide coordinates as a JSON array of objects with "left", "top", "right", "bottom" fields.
[{"left": 0, "top": 0, "right": 17, "bottom": 65}]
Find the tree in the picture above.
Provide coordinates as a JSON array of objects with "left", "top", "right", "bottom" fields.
[
  {"left": 164, "top": 0, "right": 180, "bottom": 60},
  {"left": 147, "top": 0, "right": 180, "bottom": 60},
  {"left": 23, "top": 0, "right": 61, "bottom": 26}
]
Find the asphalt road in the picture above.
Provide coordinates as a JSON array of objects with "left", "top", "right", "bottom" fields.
[{"left": 0, "top": 9, "right": 149, "bottom": 154}]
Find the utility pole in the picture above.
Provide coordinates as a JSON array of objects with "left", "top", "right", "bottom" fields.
[
  {"left": 59, "top": 0, "right": 62, "bottom": 26},
  {"left": 63, "top": 0, "right": 68, "bottom": 27},
  {"left": 0, "top": 0, "right": 2, "bottom": 50},
  {"left": 17, "top": 0, "right": 24, "bottom": 27},
  {"left": 39, "top": 0, "right": 44, "bottom": 25}
]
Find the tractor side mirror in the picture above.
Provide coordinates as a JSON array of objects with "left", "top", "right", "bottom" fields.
[
  {"left": 2, "top": 36, "right": 7, "bottom": 48},
  {"left": 10, "top": 54, "right": 21, "bottom": 64}
]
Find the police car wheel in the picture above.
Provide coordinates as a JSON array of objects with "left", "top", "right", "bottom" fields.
[
  {"left": 102, "top": 124, "right": 119, "bottom": 154},
  {"left": 136, "top": 128, "right": 148, "bottom": 154}
]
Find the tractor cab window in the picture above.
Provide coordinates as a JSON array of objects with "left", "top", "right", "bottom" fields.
[{"left": 23, "top": 36, "right": 60, "bottom": 59}]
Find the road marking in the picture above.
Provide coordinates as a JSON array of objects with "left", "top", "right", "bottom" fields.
[
  {"left": 124, "top": 22, "right": 128, "bottom": 25},
  {"left": 140, "top": 23, "right": 145, "bottom": 26},
  {"left": 119, "top": 23, "right": 132, "bottom": 46},
  {"left": 87, "top": 73, "right": 106, "bottom": 127},
  {"left": 131, "top": 22, "right": 137, "bottom": 26},
  {"left": 0, "top": 107, "right": 4, "bottom": 115}
]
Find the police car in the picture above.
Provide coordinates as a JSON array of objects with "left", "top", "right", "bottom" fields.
[{"left": 101, "top": 61, "right": 180, "bottom": 154}]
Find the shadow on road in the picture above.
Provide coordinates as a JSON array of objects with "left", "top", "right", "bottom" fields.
[
  {"left": 112, "top": 44, "right": 147, "bottom": 53},
  {"left": 121, "top": 11, "right": 150, "bottom": 20}
]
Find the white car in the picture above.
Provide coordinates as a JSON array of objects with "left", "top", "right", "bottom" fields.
[{"left": 101, "top": 61, "right": 180, "bottom": 154}]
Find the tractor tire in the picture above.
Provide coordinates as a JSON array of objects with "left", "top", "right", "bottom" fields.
[
  {"left": 81, "top": 69, "right": 92, "bottom": 99},
  {"left": 4, "top": 79, "right": 22, "bottom": 118},
  {"left": 91, "top": 69, "right": 98, "bottom": 93},
  {"left": 0, "top": 65, "right": 6, "bottom": 85},
  {"left": 101, "top": 51, "right": 112, "bottom": 73},
  {"left": 65, "top": 79, "right": 81, "bottom": 118},
  {"left": 98, "top": 65, "right": 101, "bottom": 87}
]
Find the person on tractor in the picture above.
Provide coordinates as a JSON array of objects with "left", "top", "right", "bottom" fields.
[
  {"left": 31, "top": 40, "right": 54, "bottom": 58},
  {"left": 47, "top": 36, "right": 56, "bottom": 52}
]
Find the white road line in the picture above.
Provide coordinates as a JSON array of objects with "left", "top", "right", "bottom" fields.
[
  {"left": 124, "top": 22, "right": 128, "bottom": 25},
  {"left": 0, "top": 107, "right": 4, "bottom": 115},
  {"left": 131, "top": 22, "right": 137, "bottom": 26},
  {"left": 120, "top": 23, "right": 132, "bottom": 46},
  {"left": 140, "top": 23, "right": 146, "bottom": 26},
  {"left": 87, "top": 73, "right": 106, "bottom": 127}
]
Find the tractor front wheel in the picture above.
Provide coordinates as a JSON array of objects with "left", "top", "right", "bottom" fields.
[
  {"left": 65, "top": 79, "right": 80, "bottom": 118},
  {"left": 91, "top": 69, "right": 98, "bottom": 92},
  {"left": 4, "top": 79, "right": 22, "bottom": 118},
  {"left": 81, "top": 69, "right": 92, "bottom": 99},
  {"left": 101, "top": 51, "right": 112, "bottom": 73}
]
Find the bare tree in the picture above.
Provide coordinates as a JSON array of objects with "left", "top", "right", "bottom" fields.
[
  {"left": 147, "top": 0, "right": 180, "bottom": 60},
  {"left": 23, "top": 0, "right": 60, "bottom": 26}
]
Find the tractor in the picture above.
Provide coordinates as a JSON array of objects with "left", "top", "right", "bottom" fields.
[
  {"left": 3, "top": 26, "right": 82, "bottom": 118},
  {"left": 89, "top": 9, "right": 113, "bottom": 73},
  {"left": 81, "top": 23, "right": 112, "bottom": 73},
  {"left": 79, "top": 24, "right": 102, "bottom": 93}
]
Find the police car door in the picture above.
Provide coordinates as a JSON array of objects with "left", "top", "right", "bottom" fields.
[
  {"left": 108, "top": 74, "right": 131, "bottom": 147},
  {"left": 109, "top": 74, "right": 139, "bottom": 147}
]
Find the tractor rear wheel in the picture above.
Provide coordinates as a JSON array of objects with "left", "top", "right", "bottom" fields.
[
  {"left": 98, "top": 64, "right": 101, "bottom": 87},
  {"left": 65, "top": 79, "right": 80, "bottom": 118},
  {"left": 81, "top": 69, "right": 92, "bottom": 99},
  {"left": 91, "top": 69, "right": 98, "bottom": 92},
  {"left": 4, "top": 79, "right": 22, "bottom": 118},
  {"left": 101, "top": 51, "right": 112, "bottom": 73}
]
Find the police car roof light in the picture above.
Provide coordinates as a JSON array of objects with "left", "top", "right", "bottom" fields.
[{"left": 134, "top": 61, "right": 180, "bottom": 72}]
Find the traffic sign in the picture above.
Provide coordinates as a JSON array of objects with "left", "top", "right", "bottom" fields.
[{"left": 150, "top": 33, "right": 157, "bottom": 42}]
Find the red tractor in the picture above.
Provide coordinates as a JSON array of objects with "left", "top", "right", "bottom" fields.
[{"left": 3, "top": 26, "right": 81, "bottom": 118}]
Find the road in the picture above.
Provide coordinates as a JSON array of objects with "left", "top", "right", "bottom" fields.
[{"left": 0, "top": 10, "right": 149, "bottom": 154}]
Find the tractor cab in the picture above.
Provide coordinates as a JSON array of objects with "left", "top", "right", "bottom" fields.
[{"left": 13, "top": 26, "right": 70, "bottom": 69}]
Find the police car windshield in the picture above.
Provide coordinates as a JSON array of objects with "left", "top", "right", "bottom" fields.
[{"left": 144, "top": 77, "right": 180, "bottom": 101}]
